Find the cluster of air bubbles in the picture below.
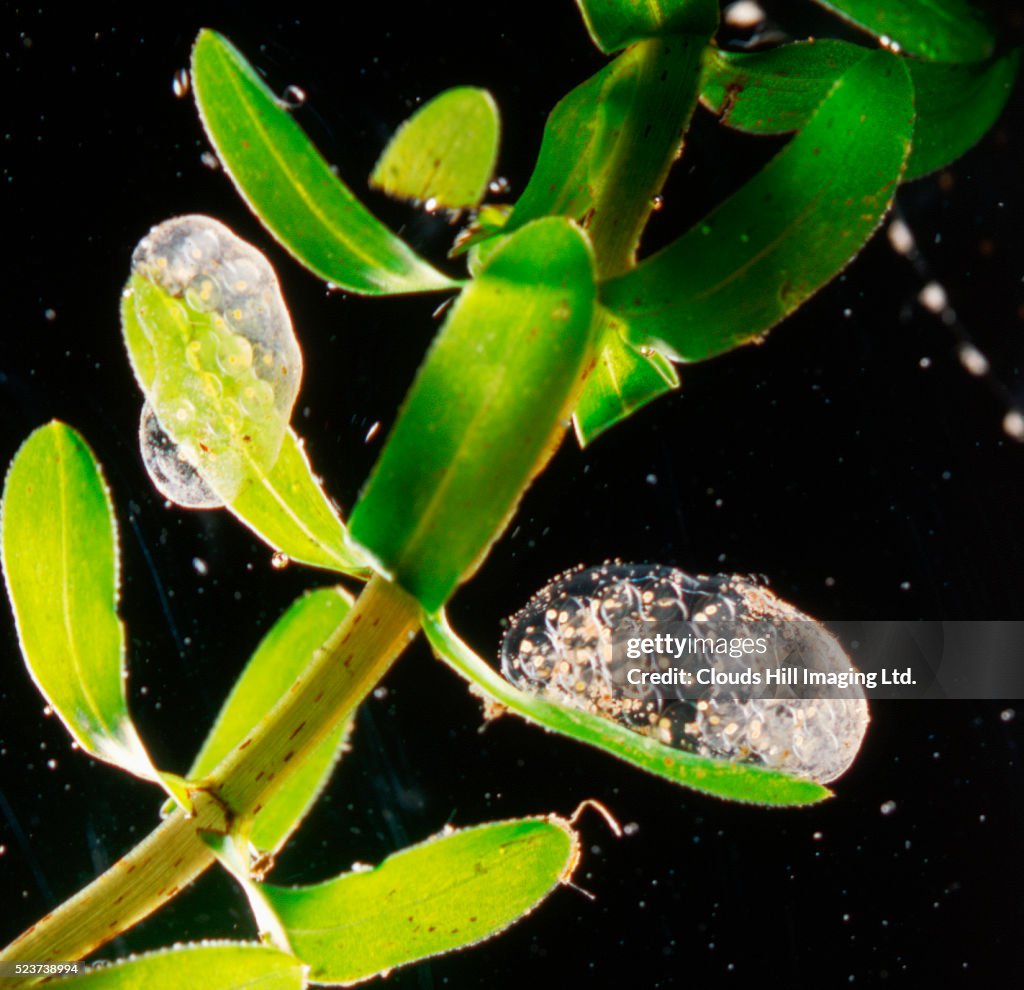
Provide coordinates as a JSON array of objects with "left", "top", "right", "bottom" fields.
[
  {"left": 501, "top": 563, "right": 869, "bottom": 784},
  {"left": 129, "top": 215, "right": 302, "bottom": 506}
]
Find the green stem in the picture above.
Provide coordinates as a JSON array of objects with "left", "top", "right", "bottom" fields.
[{"left": 0, "top": 574, "right": 420, "bottom": 986}]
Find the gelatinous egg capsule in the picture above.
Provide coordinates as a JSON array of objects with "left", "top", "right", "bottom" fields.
[
  {"left": 130, "top": 215, "right": 303, "bottom": 505},
  {"left": 501, "top": 563, "right": 869, "bottom": 784}
]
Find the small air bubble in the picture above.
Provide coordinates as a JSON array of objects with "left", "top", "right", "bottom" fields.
[
  {"left": 365, "top": 421, "right": 381, "bottom": 443},
  {"left": 200, "top": 151, "right": 219, "bottom": 171},
  {"left": 651, "top": 195, "right": 664, "bottom": 212},
  {"left": 919, "top": 357, "right": 932, "bottom": 369},
  {"left": 373, "top": 686, "right": 389, "bottom": 701},
  {"left": 623, "top": 822, "right": 640, "bottom": 837},
  {"left": 880, "top": 800, "right": 897, "bottom": 816},
  {"left": 899, "top": 581, "right": 911, "bottom": 591},
  {"left": 1000, "top": 708, "right": 1016, "bottom": 723},
  {"left": 488, "top": 176, "right": 510, "bottom": 195},
  {"left": 271, "top": 551, "right": 290, "bottom": 570},
  {"left": 44, "top": 308, "right": 57, "bottom": 321},
  {"left": 172, "top": 68, "right": 190, "bottom": 99},
  {"left": 47, "top": 759, "right": 57, "bottom": 770},
  {"left": 282, "top": 85, "right": 307, "bottom": 108},
  {"left": 192, "top": 557, "right": 209, "bottom": 576},
  {"left": 424, "top": 196, "right": 439, "bottom": 213},
  {"left": 645, "top": 474, "right": 658, "bottom": 485}
]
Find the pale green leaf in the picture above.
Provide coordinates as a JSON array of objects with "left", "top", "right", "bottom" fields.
[
  {"left": 48, "top": 942, "right": 303, "bottom": 989},
  {"left": 371, "top": 87, "right": 500, "bottom": 209},
  {"left": 1, "top": 423, "right": 159, "bottom": 783},
  {"left": 260, "top": 817, "right": 578, "bottom": 984}
]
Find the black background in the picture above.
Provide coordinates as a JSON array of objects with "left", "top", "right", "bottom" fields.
[{"left": 2, "top": 2, "right": 1022, "bottom": 986}]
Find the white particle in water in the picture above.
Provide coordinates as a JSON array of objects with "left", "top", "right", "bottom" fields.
[
  {"left": 880, "top": 800, "right": 897, "bottom": 816},
  {"left": 200, "top": 150, "right": 220, "bottom": 170},
  {"left": 887, "top": 219, "right": 915, "bottom": 256},
  {"left": 192, "top": 557, "right": 209, "bottom": 576},
  {"left": 918, "top": 281, "right": 948, "bottom": 314},
  {"left": 1001, "top": 410, "right": 1024, "bottom": 442},
  {"left": 1000, "top": 708, "right": 1015, "bottom": 723},
  {"left": 957, "top": 344, "right": 989, "bottom": 377},
  {"left": 623, "top": 822, "right": 640, "bottom": 837},
  {"left": 918, "top": 357, "right": 931, "bottom": 369},
  {"left": 724, "top": 1, "right": 765, "bottom": 28}
]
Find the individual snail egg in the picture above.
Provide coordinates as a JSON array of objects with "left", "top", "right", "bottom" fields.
[
  {"left": 501, "top": 563, "right": 869, "bottom": 785},
  {"left": 129, "top": 215, "right": 302, "bottom": 504}
]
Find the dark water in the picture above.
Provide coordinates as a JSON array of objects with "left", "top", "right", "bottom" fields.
[{"left": 2, "top": 3, "right": 1022, "bottom": 986}]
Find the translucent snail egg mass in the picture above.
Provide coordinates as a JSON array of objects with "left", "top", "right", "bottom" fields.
[
  {"left": 127, "top": 215, "right": 302, "bottom": 505},
  {"left": 501, "top": 564, "right": 869, "bottom": 784}
]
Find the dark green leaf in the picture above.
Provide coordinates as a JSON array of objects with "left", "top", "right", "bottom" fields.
[
  {"left": 259, "top": 817, "right": 578, "bottom": 984},
  {"left": 348, "top": 218, "right": 596, "bottom": 612},
  {"left": 810, "top": 0, "right": 994, "bottom": 62},
  {"left": 371, "top": 87, "right": 500, "bottom": 209},
  {"left": 49, "top": 943, "right": 303, "bottom": 989},
  {"left": 575, "top": 0, "right": 718, "bottom": 53},
  {"left": 1, "top": 423, "right": 158, "bottom": 782},
  {"left": 508, "top": 34, "right": 709, "bottom": 275},
  {"left": 603, "top": 51, "right": 913, "bottom": 361},
  {"left": 573, "top": 310, "right": 678, "bottom": 446},
  {"left": 188, "top": 587, "right": 354, "bottom": 854},
  {"left": 905, "top": 51, "right": 1020, "bottom": 180},
  {"left": 700, "top": 40, "right": 867, "bottom": 135},
  {"left": 423, "top": 611, "right": 830, "bottom": 806},
  {"left": 700, "top": 41, "right": 1018, "bottom": 181},
  {"left": 191, "top": 30, "right": 456, "bottom": 295}
]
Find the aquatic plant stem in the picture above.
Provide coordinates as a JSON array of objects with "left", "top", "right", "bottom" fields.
[{"left": 0, "top": 574, "right": 420, "bottom": 986}]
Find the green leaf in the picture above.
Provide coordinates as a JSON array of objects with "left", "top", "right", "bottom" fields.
[
  {"left": 348, "top": 218, "right": 596, "bottom": 612},
  {"left": 48, "top": 943, "right": 303, "bottom": 989},
  {"left": 191, "top": 29, "right": 456, "bottom": 295},
  {"left": 573, "top": 309, "right": 678, "bottom": 446},
  {"left": 508, "top": 34, "right": 710, "bottom": 275},
  {"left": 259, "top": 817, "right": 579, "bottom": 984},
  {"left": 700, "top": 41, "right": 1019, "bottom": 181},
  {"left": 1, "top": 423, "right": 158, "bottom": 782},
  {"left": 603, "top": 50, "right": 913, "bottom": 362},
  {"left": 370, "top": 87, "right": 500, "bottom": 209},
  {"left": 700, "top": 40, "right": 868, "bottom": 135},
  {"left": 904, "top": 51, "right": 1020, "bottom": 180},
  {"left": 423, "top": 611, "right": 831, "bottom": 806},
  {"left": 574, "top": 0, "right": 718, "bottom": 53},
  {"left": 810, "top": 0, "right": 994, "bottom": 63},
  {"left": 187, "top": 587, "right": 354, "bottom": 855},
  {"left": 227, "top": 429, "right": 369, "bottom": 574}
]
